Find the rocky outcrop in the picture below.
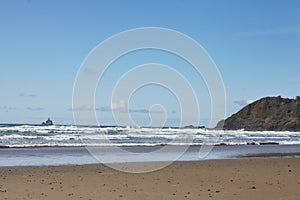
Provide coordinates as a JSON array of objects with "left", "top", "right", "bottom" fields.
[
  {"left": 216, "top": 96, "right": 300, "bottom": 131},
  {"left": 182, "top": 125, "right": 205, "bottom": 129},
  {"left": 42, "top": 118, "right": 53, "bottom": 126}
]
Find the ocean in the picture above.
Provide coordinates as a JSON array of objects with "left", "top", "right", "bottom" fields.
[
  {"left": 1, "top": 124, "right": 300, "bottom": 147},
  {"left": 0, "top": 124, "right": 300, "bottom": 167}
]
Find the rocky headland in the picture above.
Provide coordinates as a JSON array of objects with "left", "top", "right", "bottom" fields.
[{"left": 216, "top": 96, "right": 300, "bottom": 131}]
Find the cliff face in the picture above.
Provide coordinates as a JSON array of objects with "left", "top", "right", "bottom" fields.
[{"left": 217, "top": 96, "right": 300, "bottom": 131}]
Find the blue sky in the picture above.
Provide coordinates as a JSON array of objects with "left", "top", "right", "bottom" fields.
[{"left": 0, "top": 0, "right": 300, "bottom": 126}]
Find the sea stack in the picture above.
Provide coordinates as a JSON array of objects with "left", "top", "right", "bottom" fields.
[{"left": 42, "top": 118, "right": 53, "bottom": 126}]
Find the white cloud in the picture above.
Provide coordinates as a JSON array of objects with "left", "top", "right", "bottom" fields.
[
  {"left": 27, "top": 107, "right": 44, "bottom": 111},
  {"left": 69, "top": 100, "right": 168, "bottom": 114},
  {"left": 97, "top": 100, "right": 165, "bottom": 114},
  {"left": 68, "top": 106, "right": 93, "bottom": 111},
  {"left": 83, "top": 67, "right": 100, "bottom": 75},
  {"left": 19, "top": 93, "right": 37, "bottom": 97},
  {"left": 111, "top": 100, "right": 127, "bottom": 112},
  {"left": 234, "top": 99, "right": 254, "bottom": 107},
  {"left": 0, "top": 106, "right": 17, "bottom": 112}
]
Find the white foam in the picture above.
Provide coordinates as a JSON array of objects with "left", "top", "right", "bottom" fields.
[{"left": 0, "top": 125, "right": 300, "bottom": 147}]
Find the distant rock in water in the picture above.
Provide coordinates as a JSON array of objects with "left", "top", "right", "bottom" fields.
[
  {"left": 42, "top": 118, "right": 53, "bottom": 126},
  {"left": 216, "top": 96, "right": 300, "bottom": 131},
  {"left": 182, "top": 125, "right": 206, "bottom": 129}
]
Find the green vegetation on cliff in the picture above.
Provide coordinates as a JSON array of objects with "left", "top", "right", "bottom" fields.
[{"left": 217, "top": 96, "right": 300, "bottom": 131}]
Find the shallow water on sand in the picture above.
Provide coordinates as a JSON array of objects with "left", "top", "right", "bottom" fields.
[{"left": 0, "top": 144, "right": 299, "bottom": 167}]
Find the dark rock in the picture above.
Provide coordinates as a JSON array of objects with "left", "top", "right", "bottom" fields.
[
  {"left": 259, "top": 142, "right": 279, "bottom": 145},
  {"left": 182, "top": 125, "right": 205, "bottom": 129},
  {"left": 42, "top": 118, "right": 53, "bottom": 126},
  {"left": 216, "top": 96, "right": 300, "bottom": 132}
]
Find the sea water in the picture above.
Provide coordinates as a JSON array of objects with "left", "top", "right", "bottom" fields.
[
  {"left": 0, "top": 124, "right": 300, "bottom": 147},
  {"left": 0, "top": 124, "right": 300, "bottom": 167}
]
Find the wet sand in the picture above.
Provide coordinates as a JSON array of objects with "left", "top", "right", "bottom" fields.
[{"left": 0, "top": 158, "right": 299, "bottom": 200}]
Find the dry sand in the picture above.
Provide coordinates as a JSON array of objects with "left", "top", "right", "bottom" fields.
[{"left": 0, "top": 158, "right": 299, "bottom": 200}]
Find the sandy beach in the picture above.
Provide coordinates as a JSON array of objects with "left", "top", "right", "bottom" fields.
[{"left": 0, "top": 158, "right": 299, "bottom": 200}]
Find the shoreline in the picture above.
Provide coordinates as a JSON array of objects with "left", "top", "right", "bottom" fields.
[
  {"left": 238, "top": 152, "right": 300, "bottom": 158},
  {"left": 1, "top": 144, "right": 300, "bottom": 167},
  {"left": 0, "top": 155, "right": 299, "bottom": 169},
  {"left": 0, "top": 141, "right": 294, "bottom": 148},
  {"left": 0, "top": 158, "right": 299, "bottom": 199}
]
